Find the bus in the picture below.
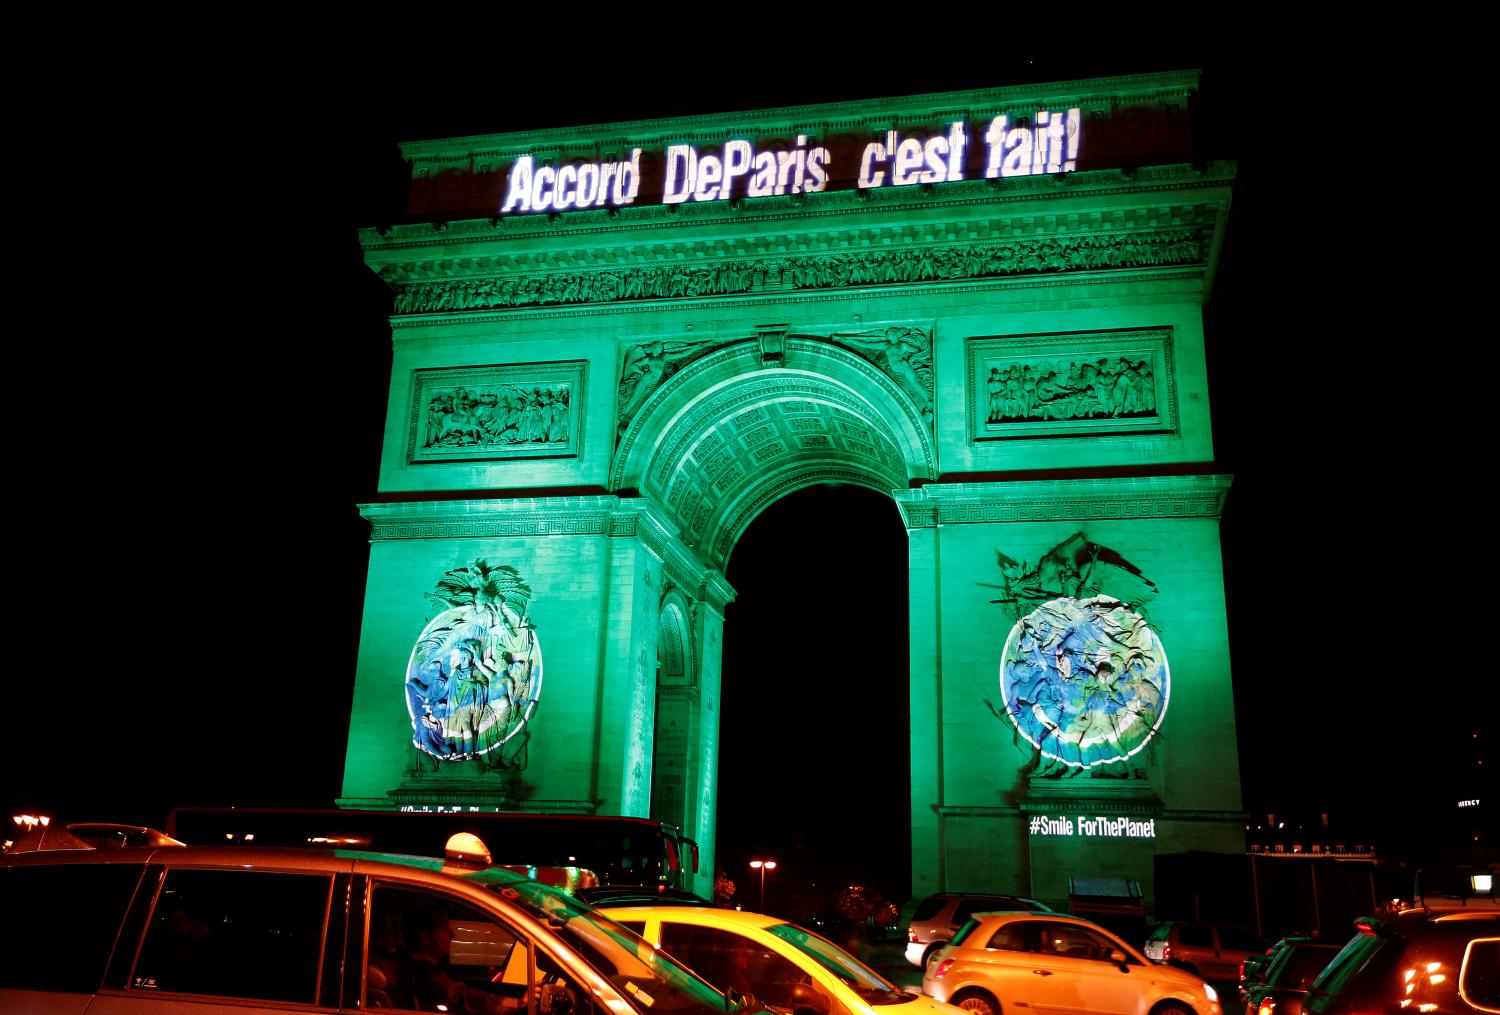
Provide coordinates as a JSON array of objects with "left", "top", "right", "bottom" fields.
[{"left": 165, "top": 807, "right": 699, "bottom": 892}]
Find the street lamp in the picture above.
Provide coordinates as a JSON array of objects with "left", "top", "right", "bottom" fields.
[{"left": 749, "top": 859, "right": 777, "bottom": 911}]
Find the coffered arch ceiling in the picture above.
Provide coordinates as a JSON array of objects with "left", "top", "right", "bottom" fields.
[{"left": 611, "top": 338, "right": 936, "bottom": 569}]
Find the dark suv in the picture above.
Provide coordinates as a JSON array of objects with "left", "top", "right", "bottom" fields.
[
  {"left": 904, "top": 891, "right": 1052, "bottom": 966},
  {"left": 1302, "top": 908, "right": 1498, "bottom": 1014}
]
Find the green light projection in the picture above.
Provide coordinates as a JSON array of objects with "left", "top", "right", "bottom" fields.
[{"left": 404, "top": 560, "right": 542, "bottom": 761}]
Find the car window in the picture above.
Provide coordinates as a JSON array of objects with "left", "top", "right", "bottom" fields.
[
  {"left": 659, "top": 922, "right": 830, "bottom": 1014},
  {"left": 1180, "top": 925, "right": 1213, "bottom": 947},
  {"left": 368, "top": 884, "right": 530, "bottom": 1014},
  {"left": 1217, "top": 927, "right": 1264, "bottom": 952},
  {"left": 985, "top": 921, "right": 1039, "bottom": 952},
  {"left": 1462, "top": 938, "right": 1500, "bottom": 1010},
  {"left": 911, "top": 897, "right": 947, "bottom": 921},
  {"left": 953, "top": 900, "right": 985, "bottom": 923},
  {"left": 1035, "top": 922, "right": 1123, "bottom": 963},
  {"left": 1147, "top": 924, "right": 1172, "bottom": 942},
  {"left": 950, "top": 919, "right": 982, "bottom": 946},
  {"left": 131, "top": 867, "right": 330, "bottom": 1003},
  {"left": 1312, "top": 932, "right": 1396, "bottom": 999},
  {"left": 1272, "top": 945, "right": 1338, "bottom": 989},
  {"left": 0, "top": 863, "right": 145, "bottom": 994},
  {"left": 617, "top": 920, "right": 647, "bottom": 935}
]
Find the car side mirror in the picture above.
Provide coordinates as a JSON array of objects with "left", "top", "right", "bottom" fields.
[{"left": 1109, "top": 949, "right": 1129, "bottom": 971}]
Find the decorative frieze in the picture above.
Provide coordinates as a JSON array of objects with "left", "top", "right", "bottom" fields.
[{"left": 389, "top": 227, "right": 1205, "bottom": 315}]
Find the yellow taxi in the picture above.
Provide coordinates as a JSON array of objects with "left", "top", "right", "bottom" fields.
[{"left": 599, "top": 906, "right": 967, "bottom": 1015}]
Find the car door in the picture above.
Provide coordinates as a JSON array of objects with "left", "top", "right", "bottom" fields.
[
  {"left": 87, "top": 863, "right": 339, "bottom": 1014},
  {"left": 1022, "top": 921, "right": 1143, "bottom": 1015},
  {"left": 654, "top": 920, "right": 848, "bottom": 1015},
  {"left": 950, "top": 918, "right": 1045, "bottom": 1012}
]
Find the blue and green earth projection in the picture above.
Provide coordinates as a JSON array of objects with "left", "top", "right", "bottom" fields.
[
  {"left": 405, "top": 599, "right": 542, "bottom": 761},
  {"left": 1000, "top": 595, "right": 1168, "bottom": 768}
]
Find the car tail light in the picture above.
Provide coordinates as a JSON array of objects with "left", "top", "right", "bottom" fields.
[
  {"left": 1239, "top": 960, "right": 1246, "bottom": 980},
  {"left": 1257, "top": 999, "right": 1276, "bottom": 1015},
  {"left": 909, "top": 928, "right": 919, "bottom": 943},
  {"left": 1163, "top": 943, "right": 1172, "bottom": 961},
  {"left": 932, "top": 960, "right": 954, "bottom": 979}
]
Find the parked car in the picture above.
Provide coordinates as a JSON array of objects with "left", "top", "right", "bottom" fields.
[
  {"left": 1302, "top": 908, "right": 1499, "bottom": 1015},
  {"left": 0, "top": 831, "right": 751, "bottom": 1015},
  {"left": 924, "top": 911, "right": 1221, "bottom": 1015},
  {"left": 1145, "top": 921, "right": 1270, "bottom": 982},
  {"left": 1241, "top": 938, "right": 1339, "bottom": 1015},
  {"left": 905, "top": 892, "right": 1053, "bottom": 967},
  {"left": 600, "top": 904, "right": 966, "bottom": 1015}
]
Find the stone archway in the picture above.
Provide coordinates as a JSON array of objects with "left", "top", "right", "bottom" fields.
[
  {"left": 609, "top": 332, "right": 935, "bottom": 891},
  {"left": 612, "top": 335, "right": 937, "bottom": 570}
]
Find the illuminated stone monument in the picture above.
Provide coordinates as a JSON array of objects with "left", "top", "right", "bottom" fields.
[{"left": 341, "top": 69, "right": 1241, "bottom": 904}]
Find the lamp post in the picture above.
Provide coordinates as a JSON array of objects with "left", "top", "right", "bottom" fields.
[{"left": 749, "top": 859, "right": 777, "bottom": 911}]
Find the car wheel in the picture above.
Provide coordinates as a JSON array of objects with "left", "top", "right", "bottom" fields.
[
  {"left": 952, "top": 990, "right": 1000, "bottom": 1015},
  {"left": 1151, "top": 1004, "right": 1193, "bottom": 1015},
  {"left": 923, "top": 942, "right": 947, "bottom": 966}
]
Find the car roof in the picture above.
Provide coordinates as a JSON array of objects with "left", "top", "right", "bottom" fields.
[
  {"left": 0, "top": 842, "right": 523, "bottom": 885},
  {"left": 970, "top": 911, "right": 1095, "bottom": 926},
  {"left": 598, "top": 905, "right": 782, "bottom": 930}
]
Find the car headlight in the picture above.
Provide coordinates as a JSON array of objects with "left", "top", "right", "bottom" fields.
[{"left": 1203, "top": 983, "right": 1219, "bottom": 1003}]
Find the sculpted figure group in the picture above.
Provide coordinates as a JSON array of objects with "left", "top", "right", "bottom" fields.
[
  {"left": 986, "top": 356, "right": 1155, "bottom": 423},
  {"left": 423, "top": 384, "right": 571, "bottom": 450}
]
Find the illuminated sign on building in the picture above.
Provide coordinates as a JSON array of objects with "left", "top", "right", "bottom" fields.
[
  {"left": 1028, "top": 815, "right": 1157, "bottom": 838},
  {"left": 499, "top": 110, "right": 1081, "bottom": 215}
]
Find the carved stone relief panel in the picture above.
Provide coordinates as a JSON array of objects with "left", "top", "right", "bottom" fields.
[
  {"left": 408, "top": 361, "right": 586, "bottom": 463},
  {"left": 967, "top": 330, "right": 1176, "bottom": 442}
]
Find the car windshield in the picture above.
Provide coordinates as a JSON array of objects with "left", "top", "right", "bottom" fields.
[
  {"left": 467, "top": 868, "right": 742, "bottom": 1015},
  {"left": 1311, "top": 931, "right": 1397, "bottom": 1000},
  {"left": 764, "top": 924, "right": 909, "bottom": 1005},
  {"left": 1268, "top": 945, "right": 1337, "bottom": 989}
]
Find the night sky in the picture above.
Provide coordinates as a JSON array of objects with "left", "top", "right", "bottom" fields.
[{"left": 6, "top": 35, "right": 1487, "bottom": 881}]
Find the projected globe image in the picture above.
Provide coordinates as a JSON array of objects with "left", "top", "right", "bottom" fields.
[
  {"left": 999, "top": 595, "right": 1168, "bottom": 768},
  {"left": 404, "top": 603, "right": 542, "bottom": 760}
]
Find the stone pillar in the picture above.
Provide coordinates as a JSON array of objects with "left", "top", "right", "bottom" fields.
[{"left": 900, "top": 496, "right": 943, "bottom": 899}]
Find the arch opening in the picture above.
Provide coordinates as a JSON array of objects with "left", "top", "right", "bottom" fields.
[{"left": 716, "top": 483, "right": 912, "bottom": 917}]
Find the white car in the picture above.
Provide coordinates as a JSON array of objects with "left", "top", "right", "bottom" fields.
[{"left": 924, "top": 911, "right": 1222, "bottom": 1015}]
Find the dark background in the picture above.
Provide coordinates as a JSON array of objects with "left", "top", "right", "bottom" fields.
[{"left": 5, "top": 33, "right": 1488, "bottom": 899}]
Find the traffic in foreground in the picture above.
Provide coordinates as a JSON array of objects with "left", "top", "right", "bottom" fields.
[{"left": 3, "top": 814, "right": 1496, "bottom": 1014}]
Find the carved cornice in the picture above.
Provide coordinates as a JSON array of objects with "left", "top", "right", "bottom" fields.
[
  {"left": 360, "top": 496, "right": 736, "bottom": 616},
  {"left": 369, "top": 184, "right": 1223, "bottom": 276},
  {"left": 361, "top": 497, "right": 619, "bottom": 539},
  {"left": 893, "top": 474, "right": 1232, "bottom": 527},
  {"left": 362, "top": 164, "right": 1231, "bottom": 266}
]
